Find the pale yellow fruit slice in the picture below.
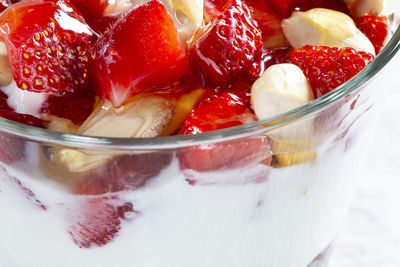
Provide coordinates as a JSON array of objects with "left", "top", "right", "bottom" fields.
[
  {"left": 57, "top": 95, "right": 175, "bottom": 172},
  {"left": 0, "top": 42, "right": 12, "bottom": 86},
  {"left": 343, "top": 0, "right": 386, "bottom": 17},
  {"left": 282, "top": 8, "right": 376, "bottom": 55},
  {"left": 251, "top": 63, "right": 314, "bottom": 141},
  {"left": 272, "top": 150, "right": 317, "bottom": 168}
]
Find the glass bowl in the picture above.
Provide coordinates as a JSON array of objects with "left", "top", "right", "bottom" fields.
[{"left": 0, "top": 23, "right": 399, "bottom": 267}]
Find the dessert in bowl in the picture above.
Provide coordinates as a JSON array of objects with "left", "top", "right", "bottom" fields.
[{"left": 0, "top": 0, "right": 399, "bottom": 266}]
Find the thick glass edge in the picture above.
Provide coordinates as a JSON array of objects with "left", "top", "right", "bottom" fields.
[{"left": 1, "top": 26, "right": 400, "bottom": 150}]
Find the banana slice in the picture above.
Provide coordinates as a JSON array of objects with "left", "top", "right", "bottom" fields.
[
  {"left": 251, "top": 63, "right": 314, "bottom": 141},
  {"left": 272, "top": 150, "right": 317, "bottom": 168},
  {"left": 0, "top": 42, "right": 12, "bottom": 86},
  {"left": 57, "top": 95, "right": 175, "bottom": 172},
  {"left": 251, "top": 63, "right": 313, "bottom": 121},
  {"left": 343, "top": 0, "right": 386, "bottom": 17},
  {"left": 282, "top": 8, "right": 376, "bottom": 55}
]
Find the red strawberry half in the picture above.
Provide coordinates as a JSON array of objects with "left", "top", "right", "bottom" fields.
[
  {"left": 356, "top": 15, "right": 389, "bottom": 54},
  {"left": 178, "top": 92, "right": 271, "bottom": 177},
  {"left": 0, "top": 0, "right": 93, "bottom": 94},
  {"left": 291, "top": 45, "right": 374, "bottom": 98},
  {"left": 66, "top": 197, "right": 135, "bottom": 248},
  {"left": 189, "top": 0, "right": 263, "bottom": 87},
  {"left": 41, "top": 90, "right": 96, "bottom": 125},
  {"left": 267, "top": 0, "right": 350, "bottom": 18},
  {"left": 90, "top": 0, "right": 190, "bottom": 107}
]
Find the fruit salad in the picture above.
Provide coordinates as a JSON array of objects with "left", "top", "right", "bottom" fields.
[{"left": 0, "top": 0, "right": 398, "bottom": 266}]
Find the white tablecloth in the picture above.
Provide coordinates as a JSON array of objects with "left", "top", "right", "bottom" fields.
[{"left": 330, "top": 51, "right": 400, "bottom": 266}]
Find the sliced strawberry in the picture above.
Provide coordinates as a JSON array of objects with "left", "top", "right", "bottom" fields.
[
  {"left": 69, "top": 0, "right": 108, "bottom": 20},
  {"left": 267, "top": 0, "right": 350, "bottom": 18},
  {"left": 178, "top": 92, "right": 271, "bottom": 174},
  {"left": 188, "top": 0, "right": 263, "bottom": 87},
  {"left": 89, "top": 0, "right": 190, "bottom": 107},
  {"left": 291, "top": 45, "right": 374, "bottom": 98},
  {"left": 0, "top": 0, "right": 93, "bottom": 94},
  {"left": 67, "top": 197, "right": 135, "bottom": 248},
  {"left": 41, "top": 90, "right": 96, "bottom": 125},
  {"left": 355, "top": 15, "right": 389, "bottom": 54}
]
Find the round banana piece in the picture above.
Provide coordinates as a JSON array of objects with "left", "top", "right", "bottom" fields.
[
  {"left": 251, "top": 63, "right": 314, "bottom": 140},
  {"left": 282, "top": 8, "right": 376, "bottom": 55}
]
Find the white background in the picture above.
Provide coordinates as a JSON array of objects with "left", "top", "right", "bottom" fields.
[{"left": 330, "top": 2, "right": 400, "bottom": 265}]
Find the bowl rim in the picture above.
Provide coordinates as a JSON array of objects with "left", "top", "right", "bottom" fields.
[{"left": 1, "top": 27, "right": 400, "bottom": 150}]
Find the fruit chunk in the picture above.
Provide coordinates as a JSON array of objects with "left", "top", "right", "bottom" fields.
[
  {"left": 0, "top": 0, "right": 93, "bottom": 94},
  {"left": 181, "top": 92, "right": 255, "bottom": 135},
  {"left": 291, "top": 45, "right": 374, "bottom": 98},
  {"left": 0, "top": 42, "right": 12, "bottom": 86},
  {"left": 267, "top": 0, "right": 350, "bottom": 18},
  {"left": 282, "top": 8, "right": 376, "bottom": 55},
  {"left": 251, "top": 63, "right": 314, "bottom": 141},
  {"left": 0, "top": 0, "right": 20, "bottom": 12},
  {"left": 57, "top": 95, "right": 174, "bottom": 172},
  {"left": 164, "top": 0, "right": 204, "bottom": 41},
  {"left": 67, "top": 197, "right": 134, "bottom": 248},
  {"left": 204, "top": 0, "right": 287, "bottom": 48},
  {"left": 271, "top": 150, "right": 317, "bottom": 168},
  {"left": 188, "top": 0, "right": 263, "bottom": 87},
  {"left": 251, "top": 63, "right": 313, "bottom": 120},
  {"left": 41, "top": 91, "right": 96, "bottom": 125},
  {"left": 355, "top": 15, "right": 389, "bottom": 54},
  {"left": 179, "top": 92, "right": 271, "bottom": 173},
  {"left": 90, "top": 0, "right": 190, "bottom": 107},
  {"left": 343, "top": 0, "right": 385, "bottom": 17}
]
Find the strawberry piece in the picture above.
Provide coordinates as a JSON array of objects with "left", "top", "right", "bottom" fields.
[
  {"left": 188, "top": 0, "right": 263, "bottom": 87},
  {"left": 41, "top": 90, "right": 96, "bottom": 125},
  {"left": 179, "top": 92, "right": 270, "bottom": 173},
  {"left": 0, "top": 0, "right": 93, "bottom": 94},
  {"left": 67, "top": 197, "right": 134, "bottom": 248},
  {"left": 291, "top": 45, "right": 374, "bottom": 98},
  {"left": 69, "top": 0, "right": 108, "bottom": 20},
  {"left": 0, "top": 91, "right": 46, "bottom": 164},
  {"left": 71, "top": 152, "right": 173, "bottom": 195},
  {"left": 242, "top": 47, "right": 292, "bottom": 83},
  {"left": 204, "top": 0, "right": 285, "bottom": 48},
  {"left": 90, "top": 0, "right": 190, "bottom": 107},
  {"left": 356, "top": 15, "right": 389, "bottom": 54},
  {"left": 267, "top": 0, "right": 350, "bottom": 18},
  {"left": 180, "top": 92, "right": 255, "bottom": 135}
]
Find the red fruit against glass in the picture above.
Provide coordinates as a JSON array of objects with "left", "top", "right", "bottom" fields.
[
  {"left": 0, "top": 91, "right": 46, "bottom": 164},
  {"left": 67, "top": 197, "right": 134, "bottom": 248},
  {"left": 71, "top": 152, "right": 173, "bottom": 195},
  {"left": 0, "top": 0, "right": 93, "bottom": 94},
  {"left": 267, "top": 0, "right": 350, "bottom": 18},
  {"left": 90, "top": 0, "right": 190, "bottom": 107},
  {"left": 356, "top": 15, "right": 389, "bottom": 54},
  {"left": 189, "top": 0, "right": 263, "bottom": 87},
  {"left": 41, "top": 90, "right": 96, "bottom": 125},
  {"left": 179, "top": 92, "right": 270, "bottom": 173},
  {"left": 291, "top": 45, "right": 374, "bottom": 97}
]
